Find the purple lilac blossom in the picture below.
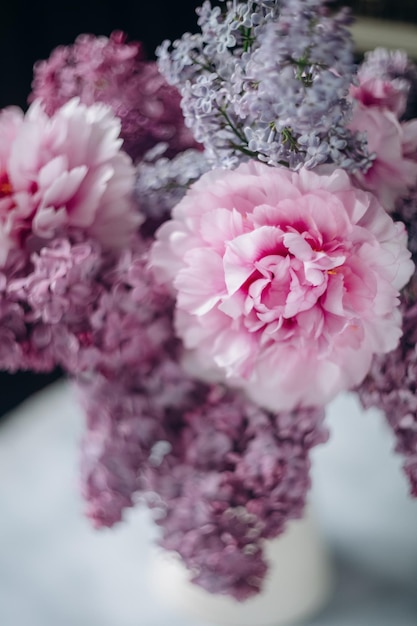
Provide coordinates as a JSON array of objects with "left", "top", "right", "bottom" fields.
[
  {"left": 157, "top": 0, "right": 370, "bottom": 171},
  {"left": 77, "top": 356, "right": 197, "bottom": 528},
  {"left": 79, "top": 355, "right": 327, "bottom": 598},
  {"left": 78, "top": 368, "right": 174, "bottom": 528},
  {"left": 395, "top": 189, "right": 417, "bottom": 260},
  {"left": 30, "top": 31, "right": 199, "bottom": 163},
  {"left": 135, "top": 147, "right": 210, "bottom": 234},
  {"left": 55, "top": 235, "right": 173, "bottom": 376},
  {"left": 64, "top": 236, "right": 174, "bottom": 376},
  {"left": 0, "top": 247, "right": 64, "bottom": 372},
  {"left": 145, "top": 390, "right": 327, "bottom": 599},
  {"left": 357, "top": 290, "right": 417, "bottom": 496},
  {"left": 0, "top": 235, "right": 173, "bottom": 376},
  {"left": 1, "top": 238, "right": 106, "bottom": 373}
]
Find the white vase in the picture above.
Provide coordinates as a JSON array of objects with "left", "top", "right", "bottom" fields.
[{"left": 151, "top": 508, "right": 333, "bottom": 626}]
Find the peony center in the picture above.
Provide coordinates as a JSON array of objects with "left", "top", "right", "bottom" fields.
[
  {"left": 0, "top": 172, "right": 13, "bottom": 198},
  {"left": 229, "top": 230, "right": 347, "bottom": 337}
]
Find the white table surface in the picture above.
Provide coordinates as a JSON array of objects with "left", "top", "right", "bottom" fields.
[{"left": 0, "top": 381, "right": 417, "bottom": 626}]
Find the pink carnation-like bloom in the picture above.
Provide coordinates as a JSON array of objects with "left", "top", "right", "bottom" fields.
[
  {"left": 349, "top": 101, "right": 417, "bottom": 210},
  {"left": 152, "top": 162, "right": 414, "bottom": 411},
  {"left": 0, "top": 98, "right": 139, "bottom": 266}
]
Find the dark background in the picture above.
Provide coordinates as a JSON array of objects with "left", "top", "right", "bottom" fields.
[
  {"left": 349, "top": 0, "right": 417, "bottom": 21},
  {"left": 0, "top": 0, "right": 220, "bottom": 110},
  {"left": 0, "top": 0, "right": 415, "bottom": 416}
]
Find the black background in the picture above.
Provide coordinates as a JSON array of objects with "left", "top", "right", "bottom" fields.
[{"left": 0, "top": 1, "right": 220, "bottom": 110}]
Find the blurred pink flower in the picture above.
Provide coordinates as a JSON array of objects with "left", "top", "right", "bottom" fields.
[
  {"left": 30, "top": 31, "right": 199, "bottom": 163},
  {"left": 349, "top": 101, "right": 417, "bottom": 210},
  {"left": 152, "top": 161, "right": 414, "bottom": 411},
  {"left": 0, "top": 98, "right": 139, "bottom": 265},
  {"left": 350, "top": 78, "right": 408, "bottom": 117},
  {"left": 353, "top": 47, "right": 417, "bottom": 120}
]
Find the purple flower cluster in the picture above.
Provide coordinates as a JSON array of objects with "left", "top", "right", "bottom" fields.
[
  {"left": 0, "top": 235, "right": 173, "bottom": 375},
  {"left": 357, "top": 278, "right": 417, "bottom": 495},
  {"left": 136, "top": 147, "right": 209, "bottom": 234},
  {"left": 157, "top": 0, "right": 370, "bottom": 170},
  {"left": 79, "top": 352, "right": 327, "bottom": 598},
  {"left": 0, "top": 248, "right": 62, "bottom": 372},
  {"left": 30, "top": 31, "right": 199, "bottom": 163},
  {"left": 61, "top": 236, "right": 174, "bottom": 377},
  {"left": 148, "top": 397, "right": 327, "bottom": 599}
]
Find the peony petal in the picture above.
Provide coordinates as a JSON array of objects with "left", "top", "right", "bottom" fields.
[
  {"left": 41, "top": 165, "right": 88, "bottom": 209},
  {"left": 224, "top": 226, "right": 283, "bottom": 295},
  {"left": 176, "top": 248, "right": 226, "bottom": 315}
]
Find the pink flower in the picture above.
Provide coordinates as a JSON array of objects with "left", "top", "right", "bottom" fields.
[
  {"left": 352, "top": 47, "right": 417, "bottom": 119},
  {"left": 350, "top": 78, "right": 408, "bottom": 117},
  {"left": 0, "top": 98, "right": 139, "bottom": 266},
  {"left": 152, "top": 162, "right": 414, "bottom": 411},
  {"left": 349, "top": 101, "right": 417, "bottom": 210}
]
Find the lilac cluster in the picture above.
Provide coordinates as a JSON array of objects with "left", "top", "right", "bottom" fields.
[
  {"left": 147, "top": 396, "right": 327, "bottom": 599},
  {"left": 61, "top": 236, "right": 174, "bottom": 377},
  {"left": 158, "top": 0, "right": 370, "bottom": 170},
  {"left": 79, "top": 374, "right": 154, "bottom": 528},
  {"left": 78, "top": 359, "right": 194, "bottom": 527},
  {"left": 78, "top": 356, "right": 195, "bottom": 528},
  {"left": 0, "top": 246, "right": 65, "bottom": 373},
  {"left": 395, "top": 188, "right": 417, "bottom": 261},
  {"left": 136, "top": 147, "right": 209, "bottom": 234},
  {"left": 30, "top": 31, "right": 198, "bottom": 163},
  {"left": 357, "top": 277, "right": 417, "bottom": 495},
  {"left": 0, "top": 235, "right": 173, "bottom": 377},
  {"left": 79, "top": 354, "right": 327, "bottom": 598}
]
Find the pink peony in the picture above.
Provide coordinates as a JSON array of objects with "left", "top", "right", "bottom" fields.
[
  {"left": 0, "top": 98, "right": 139, "bottom": 266},
  {"left": 350, "top": 78, "right": 408, "bottom": 117},
  {"left": 349, "top": 101, "right": 417, "bottom": 210},
  {"left": 152, "top": 162, "right": 414, "bottom": 411}
]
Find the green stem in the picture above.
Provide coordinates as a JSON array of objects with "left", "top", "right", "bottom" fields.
[
  {"left": 218, "top": 107, "right": 247, "bottom": 144},
  {"left": 229, "top": 142, "right": 259, "bottom": 158}
]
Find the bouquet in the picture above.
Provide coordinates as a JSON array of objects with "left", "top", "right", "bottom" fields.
[{"left": 1, "top": 0, "right": 417, "bottom": 600}]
